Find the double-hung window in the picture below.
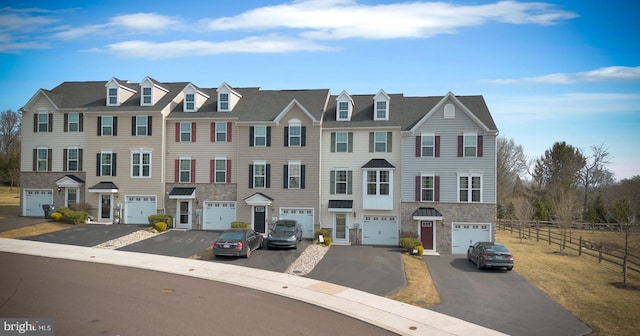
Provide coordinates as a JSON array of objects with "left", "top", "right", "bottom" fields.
[
  {"left": 142, "top": 87, "right": 152, "bottom": 105},
  {"left": 66, "top": 148, "right": 79, "bottom": 171},
  {"left": 253, "top": 162, "right": 266, "bottom": 188},
  {"left": 367, "top": 170, "right": 389, "bottom": 196},
  {"left": 179, "top": 159, "right": 191, "bottom": 183},
  {"left": 375, "top": 101, "right": 387, "bottom": 120},
  {"left": 185, "top": 93, "right": 195, "bottom": 111},
  {"left": 108, "top": 88, "right": 118, "bottom": 106},
  {"left": 285, "top": 162, "right": 302, "bottom": 189},
  {"left": 459, "top": 175, "right": 482, "bottom": 202},
  {"left": 422, "top": 135, "right": 435, "bottom": 157},
  {"left": 37, "top": 113, "right": 49, "bottom": 132},
  {"left": 336, "top": 132, "right": 348, "bottom": 152},
  {"left": 134, "top": 116, "right": 149, "bottom": 136},
  {"left": 214, "top": 158, "right": 227, "bottom": 183},
  {"left": 373, "top": 132, "right": 389, "bottom": 152},
  {"left": 180, "top": 122, "right": 192, "bottom": 142},
  {"left": 288, "top": 125, "right": 301, "bottom": 147},
  {"left": 132, "top": 151, "right": 151, "bottom": 178},
  {"left": 36, "top": 148, "right": 48, "bottom": 171},
  {"left": 338, "top": 102, "right": 349, "bottom": 120},
  {"left": 331, "top": 169, "right": 352, "bottom": 195},
  {"left": 101, "top": 116, "right": 114, "bottom": 136},
  {"left": 219, "top": 93, "right": 229, "bottom": 111},
  {"left": 215, "top": 122, "right": 227, "bottom": 142},
  {"left": 421, "top": 176, "right": 434, "bottom": 202},
  {"left": 98, "top": 151, "right": 115, "bottom": 176},
  {"left": 253, "top": 126, "right": 267, "bottom": 147},
  {"left": 464, "top": 135, "right": 477, "bottom": 157},
  {"left": 67, "top": 113, "right": 79, "bottom": 132}
]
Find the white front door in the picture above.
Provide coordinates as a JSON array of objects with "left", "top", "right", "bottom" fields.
[
  {"left": 333, "top": 213, "right": 349, "bottom": 243},
  {"left": 176, "top": 200, "right": 192, "bottom": 229},
  {"left": 100, "top": 194, "right": 113, "bottom": 222}
]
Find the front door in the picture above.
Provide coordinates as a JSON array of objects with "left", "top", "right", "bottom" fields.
[
  {"left": 334, "top": 213, "right": 349, "bottom": 243},
  {"left": 177, "top": 200, "right": 191, "bottom": 229},
  {"left": 254, "top": 206, "right": 266, "bottom": 233},
  {"left": 100, "top": 194, "right": 112, "bottom": 221},
  {"left": 420, "top": 221, "right": 434, "bottom": 250}
]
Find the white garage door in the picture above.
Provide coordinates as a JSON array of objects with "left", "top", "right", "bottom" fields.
[
  {"left": 451, "top": 223, "right": 492, "bottom": 254},
  {"left": 125, "top": 196, "right": 157, "bottom": 224},
  {"left": 279, "top": 208, "right": 314, "bottom": 238},
  {"left": 203, "top": 201, "right": 237, "bottom": 230},
  {"left": 23, "top": 189, "right": 53, "bottom": 217},
  {"left": 362, "top": 215, "right": 399, "bottom": 246}
]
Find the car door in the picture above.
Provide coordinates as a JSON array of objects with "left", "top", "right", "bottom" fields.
[{"left": 248, "top": 230, "right": 260, "bottom": 250}]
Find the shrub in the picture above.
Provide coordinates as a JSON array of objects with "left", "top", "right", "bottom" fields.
[
  {"left": 50, "top": 212, "right": 63, "bottom": 222},
  {"left": 400, "top": 237, "right": 422, "bottom": 251},
  {"left": 153, "top": 222, "right": 168, "bottom": 232},
  {"left": 400, "top": 231, "right": 419, "bottom": 239},
  {"left": 70, "top": 202, "right": 93, "bottom": 212},
  {"left": 415, "top": 245, "right": 424, "bottom": 256},
  {"left": 323, "top": 237, "right": 332, "bottom": 246},
  {"left": 231, "top": 221, "right": 248, "bottom": 228},
  {"left": 55, "top": 207, "right": 89, "bottom": 225},
  {"left": 315, "top": 229, "right": 331, "bottom": 240},
  {"left": 148, "top": 214, "right": 173, "bottom": 228}
]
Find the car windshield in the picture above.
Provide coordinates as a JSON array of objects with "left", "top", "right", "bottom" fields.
[
  {"left": 219, "top": 231, "right": 244, "bottom": 240},
  {"left": 273, "top": 222, "right": 296, "bottom": 231},
  {"left": 486, "top": 244, "right": 509, "bottom": 253}
]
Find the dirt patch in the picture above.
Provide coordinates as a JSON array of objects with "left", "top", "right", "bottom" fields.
[
  {"left": 611, "top": 282, "right": 640, "bottom": 291},
  {"left": 386, "top": 253, "right": 441, "bottom": 308},
  {"left": 0, "top": 222, "right": 73, "bottom": 239}
]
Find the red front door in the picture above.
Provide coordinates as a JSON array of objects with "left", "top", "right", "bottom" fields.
[{"left": 420, "top": 221, "right": 434, "bottom": 249}]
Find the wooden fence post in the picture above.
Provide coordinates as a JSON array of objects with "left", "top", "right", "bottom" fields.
[
  {"left": 536, "top": 227, "right": 540, "bottom": 242},
  {"left": 598, "top": 242, "right": 603, "bottom": 263},
  {"left": 579, "top": 237, "right": 582, "bottom": 256},
  {"left": 548, "top": 227, "right": 552, "bottom": 245}
]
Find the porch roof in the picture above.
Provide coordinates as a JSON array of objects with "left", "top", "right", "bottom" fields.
[{"left": 412, "top": 207, "right": 443, "bottom": 220}]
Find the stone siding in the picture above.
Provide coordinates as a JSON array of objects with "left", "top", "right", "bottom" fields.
[
  {"left": 164, "top": 183, "right": 237, "bottom": 230},
  {"left": 20, "top": 172, "right": 88, "bottom": 211}
]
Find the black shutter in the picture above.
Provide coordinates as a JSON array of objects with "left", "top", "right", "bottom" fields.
[
  {"left": 47, "top": 149, "right": 52, "bottom": 171},
  {"left": 113, "top": 117, "right": 118, "bottom": 136},
  {"left": 331, "top": 133, "right": 336, "bottom": 152},
  {"left": 266, "top": 127, "right": 271, "bottom": 147},
  {"left": 283, "top": 165, "right": 288, "bottom": 188},
  {"left": 148, "top": 116, "right": 152, "bottom": 136},
  {"left": 64, "top": 113, "right": 69, "bottom": 132},
  {"left": 63, "top": 149, "right": 68, "bottom": 171},
  {"left": 32, "top": 149, "right": 37, "bottom": 171},
  {"left": 300, "top": 165, "right": 305, "bottom": 189},
  {"left": 330, "top": 170, "right": 335, "bottom": 194},
  {"left": 131, "top": 116, "right": 136, "bottom": 136},
  {"left": 266, "top": 164, "right": 271, "bottom": 188},
  {"left": 284, "top": 127, "right": 289, "bottom": 147},
  {"left": 249, "top": 127, "right": 254, "bottom": 147},
  {"left": 78, "top": 149, "right": 83, "bottom": 171},
  {"left": 48, "top": 114, "right": 53, "bottom": 132},
  {"left": 96, "top": 153, "right": 101, "bottom": 176},
  {"left": 301, "top": 127, "right": 306, "bottom": 147},
  {"left": 79, "top": 113, "right": 84, "bottom": 132},
  {"left": 249, "top": 165, "right": 254, "bottom": 188},
  {"left": 112, "top": 153, "right": 117, "bottom": 176},
  {"left": 33, "top": 115, "right": 38, "bottom": 133},
  {"left": 97, "top": 117, "right": 102, "bottom": 136}
]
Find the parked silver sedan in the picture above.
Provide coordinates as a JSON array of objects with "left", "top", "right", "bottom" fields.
[
  {"left": 266, "top": 220, "right": 302, "bottom": 249},
  {"left": 467, "top": 241, "right": 514, "bottom": 271},
  {"left": 213, "top": 229, "right": 263, "bottom": 258}
]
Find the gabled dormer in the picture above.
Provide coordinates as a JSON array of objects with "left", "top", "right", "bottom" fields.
[
  {"left": 182, "top": 83, "right": 210, "bottom": 112},
  {"left": 373, "top": 89, "right": 390, "bottom": 121},
  {"left": 140, "top": 76, "right": 169, "bottom": 106},
  {"left": 105, "top": 78, "right": 136, "bottom": 107},
  {"left": 216, "top": 82, "right": 242, "bottom": 112},
  {"left": 336, "top": 91, "right": 354, "bottom": 121}
]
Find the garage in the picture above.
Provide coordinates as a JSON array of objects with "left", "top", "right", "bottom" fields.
[
  {"left": 124, "top": 196, "right": 157, "bottom": 224},
  {"left": 451, "top": 222, "right": 491, "bottom": 254},
  {"left": 203, "top": 201, "right": 237, "bottom": 230},
  {"left": 362, "top": 215, "right": 399, "bottom": 246},
  {"left": 23, "top": 189, "right": 53, "bottom": 217},
  {"left": 279, "top": 208, "right": 314, "bottom": 238}
]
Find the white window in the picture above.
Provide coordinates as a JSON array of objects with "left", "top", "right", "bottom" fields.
[
  {"left": 374, "top": 132, "right": 388, "bottom": 152},
  {"left": 37, "top": 113, "right": 49, "bottom": 132},
  {"left": 219, "top": 93, "right": 229, "bottom": 111},
  {"left": 288, "top": 162, "right": 301, "bottom": 189},
  {"left": 333, "top": 169, "right": 350, "bottom": 194},
  {"left": 459, "top": 175, "right": 482, "bottom": 202},
  {"left": 135, "top": 116, "right": 149, "bottom": 136},
  {"left": 142, "top": 87, "right": 152, "bottom": 105},
  {"left": 108, "top": 87, "right": 118, "bottom": 106},
  {"left": 375, "top": 100, "right": 388, "bottom": 120},
  {"left": 185, "top": 93, "right": 195, "bottom": 112},
  {"left": 422, "top": 135, "right": 435, "bottom": 157},
  {"left": 215, "top": 122, "right": 227, "bottom": 142},
  {"left": 67, "top": 148, "right": 79, "bottom": 172},
  {"left": 36, "top": 148, "right": 48, "bottom": 171},
  {"left": 253, "top": 162, "right": 266, "bottom": 188},
  {"left": 215, "top": 158, "right": 227, "bottom": 183},
  {"left": 180, "top": 122, "right": 192, "bottom": 142},
  {"left": 464, "top": 135, "right": 477, "bottom": 157},
  {"left": 132, "top": 151, "right": 151, "bottom": 178},
  {"left": 101, "top": 116, "right": 113, "bottom": 136},
  {"left": 100, "top": 152, "right": 114, "bottom": 176},
  {"left": 421, "top": 175, "right": 434, "bottom": 202},
  {"left": 66, "top": 188, "right": 79, "bottom": 208},
  {"left": 179, "top": 158, "right": 191, "bottom": 183},
  {"left": 68, "top": 113, "right": 79, "bottom": 132},
  {"left": 367, "top": 170, "right": 389, "bottom": 195},
  {"left": 254, "top": 126, "right": 266, "bottom": 147},
  {"left": 338, "top": 102, "right": 349, "bottom": 120},
  {"left": 289, "top": 124, "right": 301, "bottom": 147},
  {"left": 335, "top": 132, "right": 349, "bottom": 152}
]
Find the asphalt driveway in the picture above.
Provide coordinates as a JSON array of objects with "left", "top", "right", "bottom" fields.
[
  {"left": 118, "top": 230, "right": 220, "bottom": 258},
  {"left": 210, "top": 240, "right": 312, "bottom": 273},
  {"left": 23, "top": 224, "right": 147, "bottom": 247},
  {"left": 425, "top": 255, "right": 591, "bottom": 336}
]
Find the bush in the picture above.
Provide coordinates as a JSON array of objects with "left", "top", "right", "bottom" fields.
[
  {"left": 400, "top": 237, "right": 422, "bottom": 251},
  {"left": 153, "top": 222, "right": 168, "bottom": 232},
  {"left": 415, "top": 245, "right": 424, "bottom": 256},
  {"left": 69, "top": 202, "right": 93, "bottom": 212},
  {"left": 231, "top": 221, "right": 248, "bottom": 228},
  {"left": 50, "top": 212, "right": 63, "bottom": 222},
  {"left": 323, "top": 237, "right": 332, "bottom": 246},
  {"left": 148, "top": 214, "right": 173, "bottom": 228},
  {"left": 315, "top": 229, "right": 331, "bottom": 240},
  {"left": 55, "top": 207, "right": 89, "bottom": 225}
]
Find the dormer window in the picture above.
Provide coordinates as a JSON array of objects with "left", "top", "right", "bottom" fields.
[
  {"left": 375, "top": 101, "right": 387, "bottom": 120},
  {"left": 217, "top": 82, "right": 241, "bottom": 112},
  {"left": 108, "top": 88, "right": 118, "bottom": 106},
  {"left": 373, "top": 89, "right": 390, "bottom": 121},
  {"left": 185, "top": 93, "right": 195, "bottom": 112},
  {"left": 338, "top": 102, "right": 349, "bottom": 120},
  {"left": 336, "top": 91, "right": 353, "bottom": 121},
  {"left": 142, "top": 87, "right": 152, "bottom": 105},
  {"left": 219, "top": 93, "right": 229, "bottom": 111}
]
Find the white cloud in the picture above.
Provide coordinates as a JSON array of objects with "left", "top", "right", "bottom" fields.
[
  {"left": 205, "top": 0, "right": 578, "bottom": 40},
  {"left": 54, "top": 13, "right": 181, "bottom": 40},
  {"left": 488, "top": 66, "right": 640, "bottom": 84},
  {"left": 89, "top": 35, "right": 333, "bottom": 59},
  {"left": 0, "top": 8, "right": 59, "bottom": 52}
]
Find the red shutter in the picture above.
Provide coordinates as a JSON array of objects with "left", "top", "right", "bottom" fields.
[
  {"left": 227, "top": 122, "right": 232, "bottom": 142},
  {"left": 210, "top": 160, "right": 215, "bottom": 182},
  {"left": 477, "top": 135, "right": 483, "bottom": 157},
  {"left": 457, "top": 136, "right": 463, "bottom": 157},
  {"left": 175, "top": 123, "right": 180, "bottom": 142},
  {"left": 191, "top": 160, "right": 196, "bottom": 182},
  {"left": 415, "top": 176, "right": 421, "bottom": 201},
  {"left": 174, "top": 160, "right": 179, "bottom": 183},
  {"left": 415, "top": 136, "right": 421, "bottom": 157},
  {"left": 227, "top": 159, "right": 232, "bottom": 183},
  {"left": 191, "top": 123, "right": 196, "bottom": 142},
  {"left": 435, "top": 176, "right": 440, "bottom": 202},
  {"left": 435, "top": 136, "right": 440, "bottom": 157},
  {"left": 211, "top": 123, "right": 215, "bottom": 142}
]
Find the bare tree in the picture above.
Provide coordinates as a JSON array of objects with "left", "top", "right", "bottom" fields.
[
  {"left": 553, "top": 189, "right": 580, "bottom": 251},
  {"left": 511, "top": 196, "right": 534, "bottom": 243},
  {"left": 580, "top": 144, "right": 613, "bottom": 218},
  {"left": 611, "top": 176, "right": 640, "bottom": 285},
  {"left": 497, "top": 137, "right": 529, "bottom": 201},
  {"left": 0, "top": 110, "right": 21, "bottom": 188}
]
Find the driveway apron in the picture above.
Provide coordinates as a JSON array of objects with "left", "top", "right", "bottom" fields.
[
  {"left": 211, "top": 240, "right": 312, "bottom": 273},
  {"left": 119, "top": 230, "right": 220, "bottom": 258},
  {"left": 425, "top": 255, "right": 591, "bottom": 336},
  {"left": 23, "top": 224, "right": 147, "bottom": 247},
  {"left": 305, "top": 245, "right": 406, "bottom": 297}
]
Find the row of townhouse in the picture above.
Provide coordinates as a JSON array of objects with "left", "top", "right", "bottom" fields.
[{"left": 19, "top": 77, "right": 498, "bottom": 253}]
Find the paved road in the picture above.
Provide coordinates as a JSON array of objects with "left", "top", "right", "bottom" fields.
[
  {"left": 0, "top": 252, "right": 396, "bottom": 336},
  {"left": 425, "top": 255, "right": 592, "bottom": 336}
]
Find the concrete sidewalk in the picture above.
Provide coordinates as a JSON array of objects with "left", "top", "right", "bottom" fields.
[{"left": 0, "top": 238, "right": 506, "bottom": 336}]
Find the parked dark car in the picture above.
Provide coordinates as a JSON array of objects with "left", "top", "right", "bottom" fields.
[
  {"left": 267, "top": 220, "right": 302, "bottom": 249},
  {"left": 213, "top": 228, "right": 263, "bottom": 258},
  {"left": 467, "top": 241, "right": 514, "bottom": 271}
]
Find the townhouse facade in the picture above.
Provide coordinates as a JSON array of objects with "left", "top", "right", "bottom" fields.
[{"left": 19, "top": 77, "right": 498, "bottom": 254}]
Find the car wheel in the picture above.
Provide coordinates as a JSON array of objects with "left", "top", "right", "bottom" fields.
[
  {"left": 293, "top": 242, "right": 298, "bottom": 250},
  {"left": 507, "top": 267, "right": 513, "bottom": 271},
  {"left": 245, "top": 246, "right": 251, "bottom": 258},
  {"left": 467, "top": 253, "right": 472, "bottom": 262},
  {"left": 476, "top": 258, "right": 482, "bottom": 270}
]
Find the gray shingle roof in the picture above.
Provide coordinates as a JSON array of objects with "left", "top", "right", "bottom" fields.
[
  {"left": 88, "top": 181, "right": 118, "bottom": 190},
  {"left": 412, "top": 207, "right": 443, "bottom": 217},
  {"left": 328, "top": 200, "right": 353, "bottom": 209},
  {"left": 169, "top": 187, "right": 196, "bottom": 196},
  {"left": 361, "top": 159, "right": 395, "bottom": 169}
]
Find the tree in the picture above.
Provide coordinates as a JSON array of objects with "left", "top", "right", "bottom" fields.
[
  {"left": 580, "top": 144, "right": 613, "bottom": 219},
  {"left": 497, "top": 137, "right": 529, "bottom": 200},
  {"left": 532, "top": 141, "right": 585, "bottom": 201},
  {"left": 511, "top": 196, "right": 534, "bottom": 243},
  {"left": 610, "top": 176, "right": 640, "bottom": 285},
  {"left": 0, "top": 109, "right": 21, "bottom": 188}
]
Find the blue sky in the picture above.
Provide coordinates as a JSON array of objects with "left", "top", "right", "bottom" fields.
[{"left": 1, "top": 0, "right": 638, "bottom": 180}]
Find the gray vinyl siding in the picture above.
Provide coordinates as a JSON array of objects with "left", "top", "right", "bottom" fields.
[{"left": 401, "top": 99, "right": 496, "bottom": 203}]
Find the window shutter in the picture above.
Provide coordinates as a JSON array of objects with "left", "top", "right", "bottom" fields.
[
  {"left": 227, "top": 122, "right": 232, "bottom": 142},
  {"left": 331, "top": 133, "right": 336, "bottom": 152},
  {"left": 175, "top": 160, "right": 179, "bottom": 183},
  {"left": 48, "top": 114, "right": 53, "bottom": 132},
  {"left": 112, "top": 153, "right": 117, "bottom": 176},
  {"left": 97, "top": 153, "right": 102, "bottom": 176},
  {"left": 191, "top": 123, "right": 196, "bottom": 142},
  {"left": 301, "top": 165, "right": 305, "bottom": 189},
  {"left": 190, "top": 159, "right": 196, "bottom": 182},
  {"left": 477, "top": 135, "right": 483, "bottom": 157},
  {"left": 147, "top": 116, "right": 152, "bottom": 136},
  {"left": 249, "top": 165, "right": 254, "bottom": 188},
  {"left": 226, "top": 159, "right": 232, "bottom": 183},
  {"left": 266, "top": 164, "right": 271, "bottom": 188},
  {"left": 211, "top": 123, "right": 216, "bottom": 142},
  {"left": 283, "top": 165, "right": 288, "bottom": 188},
  {"left": 387, "top": 132, "right": 392, "bottom": 152},
  {"left": 78, "top": 149, "right": 83, "bottom": 171},
  {"left": 210, "top": 160, "right": 215, "bottom": 183},
  {"left": 415, "top": 136, "right": 421, "bottom": 157},
  {"left": 249, "top": 127, "right": 254, "bottom": 146},
  {"left": 176, "top": 123, "right": 181, "bottom": 142},
  {"left": 330, "top": 170, "right": 335, "bottom": 194},
  {"left": 63, "top": 149, "right": 68, "bottom": 171},
  {"left": 64, "top": 113, "right": 69, "bottom": 132},
  {"left": 347, "top": 171, "right": 353, "bottom": 194},
  {"left": 369, "top": 132, "right": 374, "bottom": 152},
  {"left": 284, "top": 127, "right": 289, "bottom": 147},
  {"left": 457, "top": 136, "right": 463, "bottom": 157},
  {"left": 348, "top": 133, "right": 353, "bottom": 152},
  {"left": 47, "top": 149, "right": 52, "bottom": 171},
  {"left": 112, "top": 117, "right": 118, "bottom": 136},
  {"left": 33, "top": 115, "right": 38, "bottom": 133},
  {"left": 266, "top": 127, "right": 271, "bottom": 147},
  {"left": 79, "top": 113, "right": 84, "bottom": 132},
  {"left": 301, "top": 127, "right": 306, "bottom": 147},
  {"left": 32, "top": 149, "right": 37, "bottom": 171},
  {"left": 435, "top": 136, "right": 441, "bottom": 157},
  {"left": 415, "top": 176, "right": 421, "bottom": 201},
  {"left": 131, "top": 116, "right": 136, "bottom": 135},
  {"left": 97, "top": 117, "right": 102, "bottom": 136},
  {"left": 435, "top": 176, "right": 440, "bottom": 202}
]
